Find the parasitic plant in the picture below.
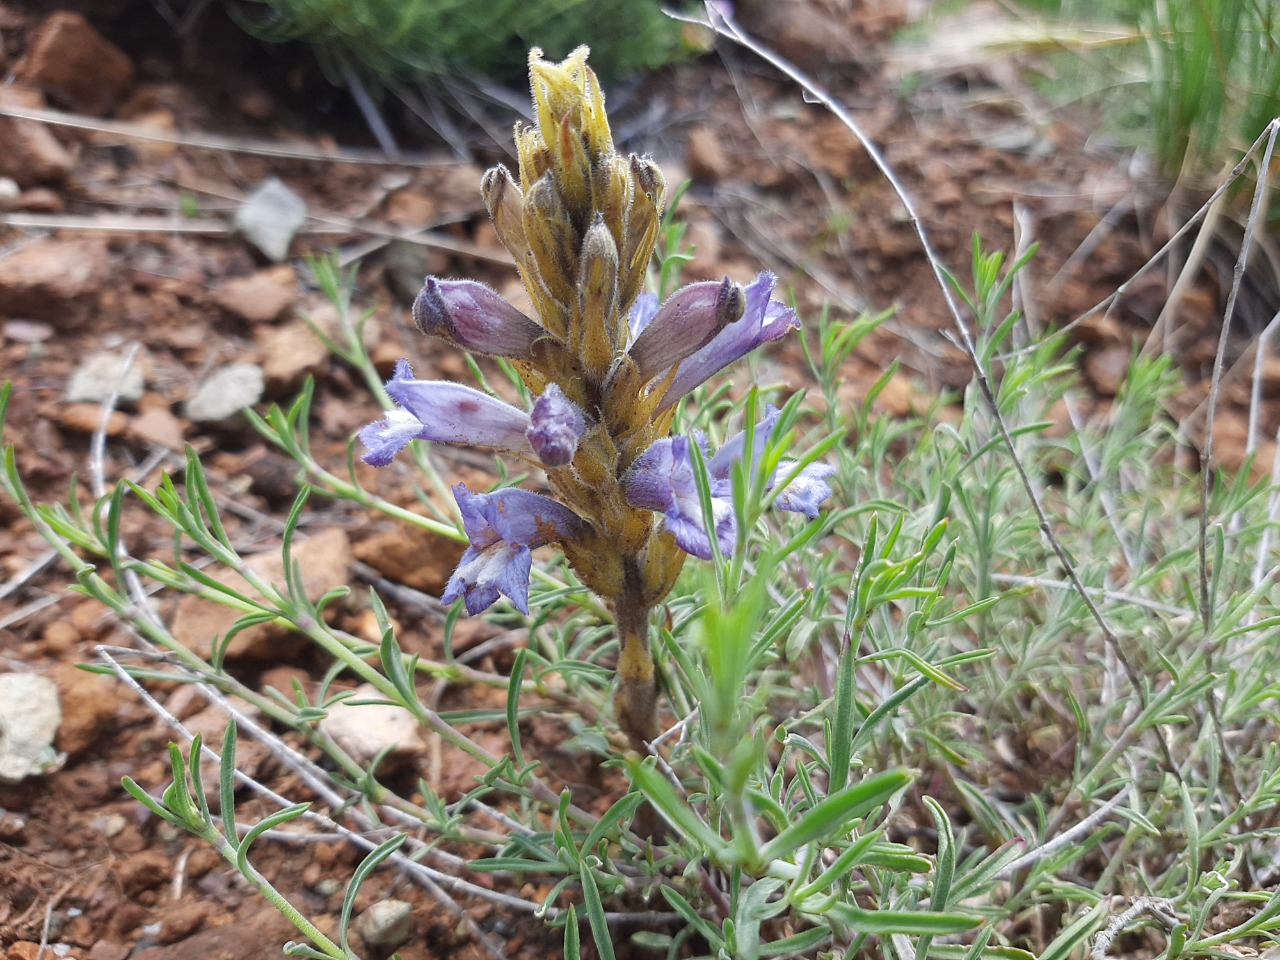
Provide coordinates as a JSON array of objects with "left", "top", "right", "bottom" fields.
[{"left": 361, "top": 46, "right": 831, "bottom": 749}]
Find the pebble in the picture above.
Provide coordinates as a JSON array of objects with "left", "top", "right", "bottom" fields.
[
  {"left": 318, "top": 682, "right": 425, "bottom": 772},
  {"left": 212, "top": 268, "right": 296, "bottom": 323},
  {"left": 0, "top": 238, "right": 108, "bottom": 325},
  {"left": 355, "top": 899, "right": 413, "bottom": 949},
  {"left": 235, "top": 177, "right": 307, "bottom": 262},
  {"left": 66, "top": 350, "right": 146, "bottom": 405},
  {"left": 0, "top": 85, "right": 75, "bottom": 187},
  {"left": 182, "top": 363, "right": 264, "bottom": 423},
  {"left": 258, "top": 320, "right": 329, "bottom": 395},
  {"left": 16, "top": 10, "right": 135, "bottom": 115},
  {"left": 0, "top": 177, "right": 19, "bottom": 209},
  {"left": 0, "top": 672, "right": 64, "bottom": 783}
]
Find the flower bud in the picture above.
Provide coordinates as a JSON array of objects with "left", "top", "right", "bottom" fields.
[
  {"left": 412, "top": 278, "right": 545, "bottom": 359},
  {"left": 528, "top": 384, "right": 588, "bottom": 467},
  {"left": 578, "top": 214, "right": 621, "bottom": 382},
  {"left": 481, "top": 165, "right": 530, "bottom": 264},
  {"left": 627, "top": 276, "right": 745, "bottom": 382}
]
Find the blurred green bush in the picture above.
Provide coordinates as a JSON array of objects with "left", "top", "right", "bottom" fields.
[{"left": 233, "top": 0, "right": 697, "bottom": 86}]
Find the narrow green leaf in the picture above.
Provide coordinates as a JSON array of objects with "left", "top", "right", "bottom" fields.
[
  {"left": 628, "top": 759, "right": 725, "bottom": 854},
  {"left": 760, "top": 769, "right": 910, "bottom": 862},
  {"left": 824, "top": 903, "right": 980, "bottom": 935},
  {"left": 579, "top": 862, "right": 616, "bottom": 960},
  {"left": 339, "top": 834, "right": 408, "bottom": 949}
]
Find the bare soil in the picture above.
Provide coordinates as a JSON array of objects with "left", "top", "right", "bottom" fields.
[{"left": 0, "top": 1, "right": 1269, "bottom": 958}]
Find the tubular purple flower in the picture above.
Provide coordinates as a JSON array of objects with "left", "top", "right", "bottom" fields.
[
  {"left": 772, "top": 461, "right": 837, "bottom": 519},
  {"left": 654, "top": 272, "right": 799, "bottom": 413},
  {"left": 709, "top": 406, "right": 836, "bottom": 519},
  {"left": 359, "top": 359, "right": 533, "bottom": 465},
  {"left": 441, "top": 484, "right": 586, "bottom": 614},
  {"left": 627, "top": 277, "right": 745, "bottom": 382},
  {"left": 527, "top": 384, "right": 588, "bottom": 467},
  {"left": 413, "top": 278, "right": 546, "bottom": 359},
  {"left": 622, "top": 435, "right": 736, "bottom": 560},
  {"left": 623, "top": 408, "right": 835, "bottom": 558}
]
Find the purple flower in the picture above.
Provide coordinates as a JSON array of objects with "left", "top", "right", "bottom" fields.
[
  {"left": 623, "top": 407, "right": 835, "bottom": 558},
  {"left": 527, "top": 384, "right": 588, "bottom": 467},
  {"left": 622, "top": 435, "right": 736, "bottom": 560},
  {"left": 627, "top": 277, "right": 745, "bottom": 383},
  {"left": 654, "top": 272, "right": 799, "bottom": 413},
  {"left": 413, "top": 278, "right": 545, "bottom": 359},
  {"left": 441, "top": 484, "right": 585, "bottom": 614},
  {"left": 628, "top": 292, "right": 659, "bottom": 340},
  {"left": 360, "top": 360, "right": 533, "bottom": 465}
]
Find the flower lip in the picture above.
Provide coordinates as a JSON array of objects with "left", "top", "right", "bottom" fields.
[
  {"left": 412, "top": 278, "right": 545, "bottom": 359},
  {"left": 442, "top": 483, "right": 585, "bottom": 614},
  {"left": 622, "top": 406, "right": 835, "bottom": 559}
]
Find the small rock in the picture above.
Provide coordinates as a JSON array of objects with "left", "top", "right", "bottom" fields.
[
  {"left": 115, "top": 849, "right": 170, "bottom": 896},
  {"left": 212, "top": 268, "right": 296, "bottom": 323},
  {"left": 182, "top": 363, "right": 264, "bottom": 423},
  {"left": 16, "top": 187, "right": 64, "bottom": 212},
  {"left": 354, "top": 524, "right": 467, "bottom": 595},
  {"left": 87, "top": 940, "right": 131, "bottom": 960},
  {"left": 686, "top": 126, "right": 729, "bottom": 183},
  {"left": 0, "top": 238, "right": 107, "bottom": 325},
  {"left": 1084, "top": 343, "right": 1132, "bottom": 396},
  {"left": 67, "top": 350, "right": 146, "bottom": 405},
  {"left": 169, "top": 527, "right": 352, "bottom": 660},
  {"left": 41, "top": 620, "right": 80, "bottom": 655},
  {"left": 319, "top": 683, "right": 425, "bottom": 773},
  {"left": 157, "top": 901, "right": 211, "bottom": 945},
  {"left": 0, "top": 672, "right": 63, "bottom": 783},
  {"left": 127, "top": 399, "right": 185, "bottom": 450},
  {"left": 51, "top": 661, "right": 118, "bottom": 758},
  {"left": 0, "top": 85, "right": 75, "bottom": 187},
  {"left": 16, "top": 11, "right": 135, "bottom": 115},
  {"left": 235, "top": 177, "right": 307, "bottom": 262},
  {"left": 355, "top": 900, "right": 413, "bottom": 949},
  {"left": 258, "top": 321, "right": 329, "bottom": 395},
  {"left": 58, "top": 403, "right": 128, "bottom": 435},
  {"left": 3, "top": 319, "right": 54, "bottom": 343}
]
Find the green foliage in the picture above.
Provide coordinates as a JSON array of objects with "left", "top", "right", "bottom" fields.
[
  {"left": 1011, "top": 0, "right": 1280, "bottom": 181},
  {"left": 232, "top": 0, "right": 696, "bottom": 86},
  {"left": 9, "top": 228, "right": 1280, "bottom": 957}
]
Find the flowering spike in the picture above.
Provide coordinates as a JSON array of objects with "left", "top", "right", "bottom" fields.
[
  {"left": 357, "top": 45, "right": 831, "bottom": 752},
  {"left": 412, "top": 278, "right": 546, "bottom": 359}
]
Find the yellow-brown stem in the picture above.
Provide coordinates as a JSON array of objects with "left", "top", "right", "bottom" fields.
[{"left": 613, "top": 594, "right": 657, "bottom": 752}]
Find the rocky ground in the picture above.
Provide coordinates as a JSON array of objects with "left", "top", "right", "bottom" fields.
[{"left": 0, "top": 1, "right": 1273, "bottom": 958}]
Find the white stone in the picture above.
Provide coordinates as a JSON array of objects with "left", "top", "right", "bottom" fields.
[
  {"left": 0, "top": 673, "right": 64, "bottom": 783},
  {"left": 66, "top": 349, "right": 146, "bottom": 405},
  {"left": 318, "top": 683, "right": 424, "bottom": 772},
  {"left": 355, "top": 899, "right": 413, "bottom": 949},
  {"left": 235, "top": 177, "right": 307, "bottom": 262},
  {"left": 183, "top": 363, "right": 264, "bottom": 423}
]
